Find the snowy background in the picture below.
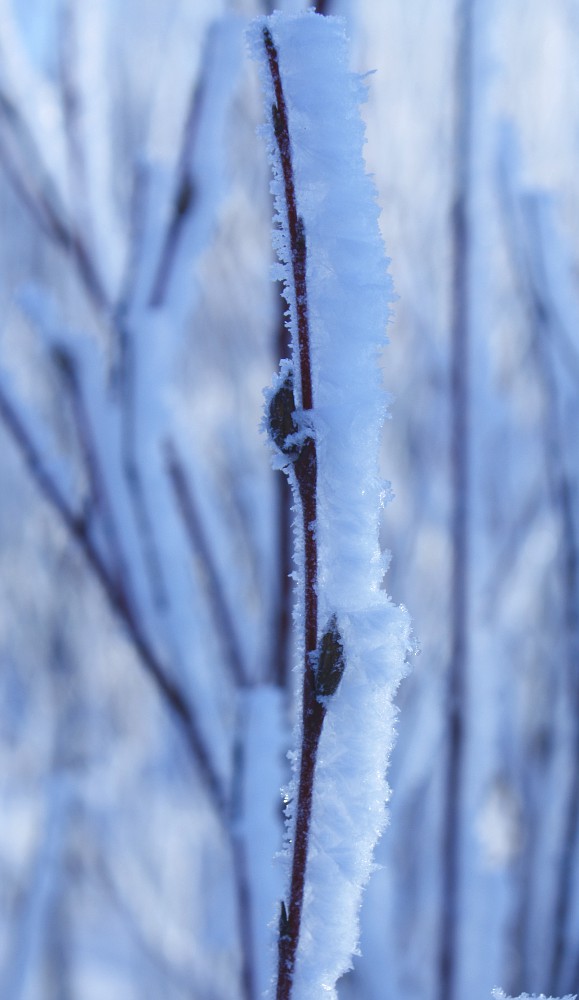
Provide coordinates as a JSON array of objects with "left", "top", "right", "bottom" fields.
[{"left": 1, "top": 1, "right": 579, "bottom": 999}]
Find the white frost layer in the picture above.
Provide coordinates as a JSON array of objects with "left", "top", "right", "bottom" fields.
[
  {"left": 249, "top": 12, "right": 412, "bottom": 999},
  {"left": 492, "top": 990, "right": 577, "bottom": 1000}
]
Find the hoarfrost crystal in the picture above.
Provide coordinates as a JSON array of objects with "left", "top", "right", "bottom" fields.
[{"left": 249, "top": 12, "right": 412, "bottom": 998}]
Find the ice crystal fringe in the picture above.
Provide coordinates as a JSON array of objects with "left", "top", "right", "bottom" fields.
[
  {"left": 492, "top": 990, "right": 577, "bottom": 1000},
  {"left": 249, "top": 12, "right": 412, "bottom": 998}
]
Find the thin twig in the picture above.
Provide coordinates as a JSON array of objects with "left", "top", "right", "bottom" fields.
[
  {"left": 112, "top": 163, "right": 173, "bottom": 618},
  {"left": 58, "top": 0, "right": 97, "bottom": 278},
  {"left": 54, "top": 348, "right": 136, "bottom": 610},
  {"left": 148, "top": 28, "right": 213, "bottom": 308},
  {"left": 0, "top": 85, "right": 109, "bottom": 315},
  {"left": 117, "top": 315, "right": 171, "bottom": 616},
  {"left": 262, "top": 27, "right": 323, "bottom": 1000},
  {"left": 498, "top": 163, "right": 579, "bottom": 994},
  {"left": 165, "top": 439, "right": 247, "bottom": 688},
  {"left": 264, "top": 29, "right": 313, "bottom": 415},
  {"left": 438, "top": 3, "right": 473, "bottom": 1000},
  {"left": 230, "top": 704, "right": 258, "bottom": 1000},
  {"left": 521, "top": 204, "right": 579, "bottom": 996},
  {"left": 0, "top": 383, "right": 226, "bottom": 818},
  {"left": 272, "top": 306, "right": 293, "bottom": 690}
]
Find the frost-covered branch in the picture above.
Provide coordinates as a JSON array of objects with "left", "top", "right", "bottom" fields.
[
  {"left": 261, "top": 29, "right": 321, "bottom": 998},
  {"left": 271, "top": 307, "right": 293, "bottom": 691},
  {"left": 251, "top": 13, "right": 411, "bottom": 999}
]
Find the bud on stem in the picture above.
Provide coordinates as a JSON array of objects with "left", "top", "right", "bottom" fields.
[
  {"left": 315, "top": 615, "right": 346, "bottom": 699},
  {"left": 268, "top": 368, "right": 300, "bottom": 459}
]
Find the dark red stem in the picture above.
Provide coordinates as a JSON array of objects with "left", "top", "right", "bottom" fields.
[
  {"left": 263, "top": 27, "right": 313, "bottom": 414},
  {"left": 263, "top": 27, "right": 323, "bottom": 1000}
]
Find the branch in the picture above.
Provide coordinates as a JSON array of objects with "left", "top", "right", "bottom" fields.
[
  {"left": 58, "top": 0, "right": 96, "bottom": 275},
  {"left": 518, "top": 200, "right": 579, "bottom": 997},
  {"left": 262, "top": 27, "right": 325, "bottom": 1000},
  {"left": 148, "top": 31, "right": 211, "bottom": 308},
  {"left": 0, "top": 85, "right": 109, "bottom": 315},
  {"left": 0, "top": 382, "right": 226, "bottom": 818},
  {"left": 53, "top": 346, "right": 136, "bottom": 609},
  {"left": 230, "top": 705, "right": 258, "bottom": 1000},
  {"left": 272, "top": 306, "right": 293, "bottom": 690},
  {"left": 498, "top": 146, "right": 579, "bottom": 995},
  {"left": 165, "top": 439, "right": 248, "bottom": 688},
  {"left": 439, "top": 3, "right": 474, "bottom": 998}
]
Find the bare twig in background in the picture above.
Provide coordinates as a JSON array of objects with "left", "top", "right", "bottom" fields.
[
  {"left": 58, "top": 0, "right": 96, "bottom": 279},
  {"left": 439, "top": 3, "right": 474, "bottom": 999},
  {"left": 0, "top": 382, "right": 226, "bottom": 817},
  {"left": 0, "top": 85, "right": 109, "bottom": 315},
  {"left": 53, "top": 346, "right": 136, "bottom": 609},
  {"left": 148, "top": 26, "right": 214, "bottom": 308},
  {"left": 520, "top": 201, "right": 579, "bottom": 997},
  {"left": 166, "top": 439, "right": 247, "bottom": 688}
]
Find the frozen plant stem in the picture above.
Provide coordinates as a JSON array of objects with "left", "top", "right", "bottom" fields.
[
  {"left": 262, "top": 27, "right": 323, "bottom": 1000},
  {"left": 253, "top": 14, "right": 410, "bottom": 997}
]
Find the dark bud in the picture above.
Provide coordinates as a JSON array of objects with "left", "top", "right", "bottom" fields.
[
  {"left": 315, "top": 615, "right": 346, "bottom": 699},
  {"left": 279, "top": 900, "right": 290, "bottom": 942},
  {"left": 263, "top": 26, "right": 274, "bottom": 53},
  {"left": 268, "top": 370, "right": 300, "bottom": 459}
]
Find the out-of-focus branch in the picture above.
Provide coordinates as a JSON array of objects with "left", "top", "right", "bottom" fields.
[
  {"left": 498, "top": 157, "right": 579, "bottom": 994},
  {"left": 2, "top": 776, "right": 72, "bottom": 1000},
  {"left": 116, "top": 314, "right": 171, "bottom": 617},
  {"left": 519, "top": 201, "right": 579, "bottom": 997},
  {"left": 112, "top": 164, "right": 173, "bottom": 618},
  {"left": 148, "top": 34, "right": 210, "bottom": 308},
  {"left": 52, "top": 345, "right": 137, "bottom": 612},
  {"left": 161, "top": 442, "right": 261, "bottom": 1000},
  {"left": 97, "top": 849, "right": 227, "bottom": 1000},
  {"left": 165, "top": 439, "right": 248, "bottom": 688},
  {"left": 58, "top": 0, "right": 96, "bottom": 277},
  {"left": 230, "top": 705, "right": 257, "bottom": 1000},
  {"left": 439, "top": 3, "right": 474, "bottom": 1000},
  {"left": 0, "top": 85, "right": 109, "bottom": 315},
  {"left": 0, "top": 382, "right": 226, "bottom": 818}
]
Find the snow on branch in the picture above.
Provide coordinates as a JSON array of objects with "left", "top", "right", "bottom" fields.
[
  {"left": 249, "top": 12, "right": 412, "bottom": 999},
  {"left": 492, "top": 989, "right": 577, "bottom": 1000}
]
